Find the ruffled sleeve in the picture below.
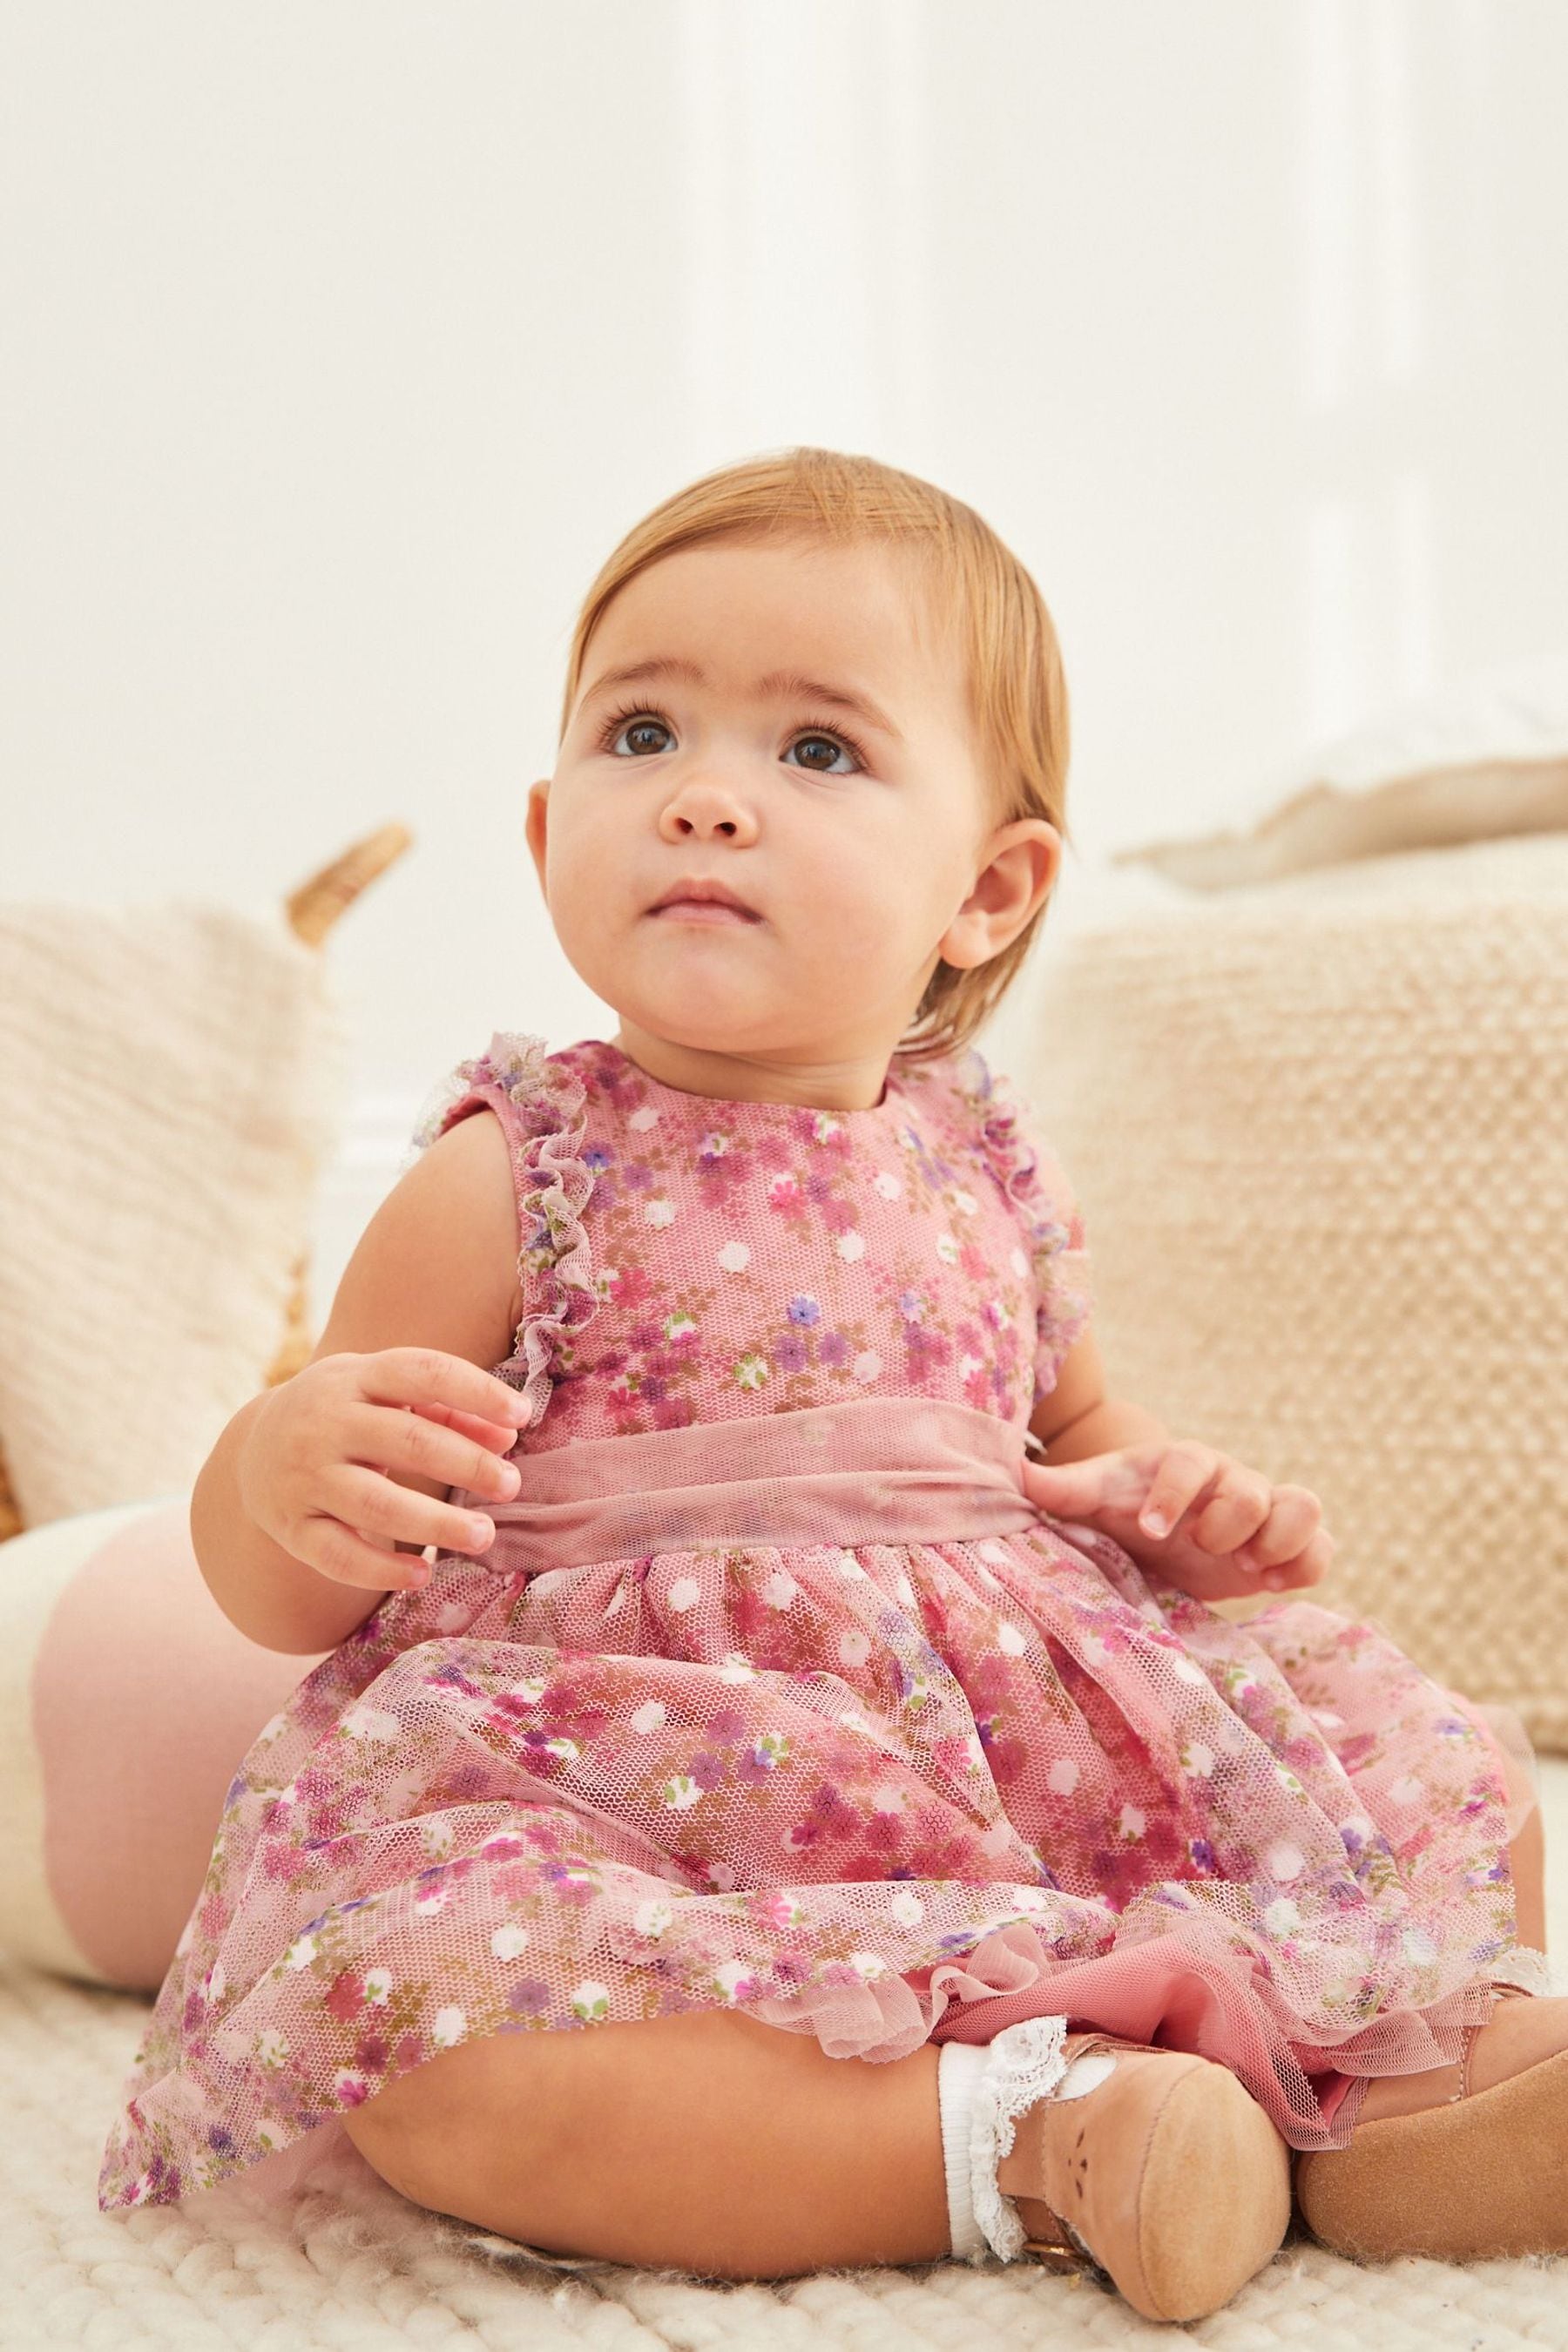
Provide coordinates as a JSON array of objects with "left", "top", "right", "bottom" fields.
[
  {"left": 409, "top": 1031, "right": 598, "bottom": 1434},
  {"left": 951, "top": 1044, "right": 1094, "bottom": 1404}
]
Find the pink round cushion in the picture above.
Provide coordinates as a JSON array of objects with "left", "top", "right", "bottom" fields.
[{"left": 1, "top": 1496, "right": 330, "bottom": 1990}]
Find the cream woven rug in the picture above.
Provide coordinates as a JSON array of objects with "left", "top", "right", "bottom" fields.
[{"left": 8, "top": 1757, "right": 1566, "bottom": 2349}]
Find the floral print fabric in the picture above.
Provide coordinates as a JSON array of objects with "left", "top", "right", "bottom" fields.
[
  {"left": 98, "top": 1031, "right": 1546, "bottom": 2215},
  {"left": 408, "top": 1031, "right": 1096, "bottom": 1443}
]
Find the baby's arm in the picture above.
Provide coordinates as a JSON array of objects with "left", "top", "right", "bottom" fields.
[
  {"left": 1027, "top": 1321, "right": 1170, "bottom": 1463},
  {"left": 193, "top": 1109, "right": 523, "bottom": 1652}
]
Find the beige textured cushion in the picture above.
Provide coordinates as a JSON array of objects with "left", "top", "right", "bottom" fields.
[
  {"left": 1022, "top": 832, "right": 1568, "bottom": 1750},
  {"left": 0, "top": 902, "right": 349, "bottom": 1525},
  {"left": 1115, "top": 658, "right": 1568, "bottom": 889}
]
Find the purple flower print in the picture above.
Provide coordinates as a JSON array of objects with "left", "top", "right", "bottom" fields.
[
  {"left": 690, "top": 1752, "right": 726, "bottom": 1791},
  {"left": 899, "top": 1288, "right": 926, "bottom": 1322},
  {"left": 583, "top": 1145, "right": 614, "bottom": 1171},
  {"left": 787, "top": 1294, "right": 822, "bottom": 1326},
  {"left": 773, "top": 1334, "right": 808, "bottom": 1372},
  {"left": 1189, "top": 1838, "right": 1217, "bottom": 1872},
  {"left": 818, "top": 1330, "right": 850, "bottom": 1368},
  {"left": 624, "top": 1162, "right": 653, "bottom": 1191},
  {"left": 509, "top": 1979, "right": 551, "bottom": 2012}
]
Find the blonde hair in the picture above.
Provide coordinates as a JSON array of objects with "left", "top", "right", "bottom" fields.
[{"left": 557, "top": 445, "right": 1071, "bottom": 1065}]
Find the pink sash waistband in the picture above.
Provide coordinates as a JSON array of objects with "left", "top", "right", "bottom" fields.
[{"left": 464, "top": 1395, "right": 1043, "bottom": 1575}]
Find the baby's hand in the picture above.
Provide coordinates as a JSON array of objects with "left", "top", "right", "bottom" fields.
[
  {"left": 1020, "top": 1441, "right": 1335, "bottom": 1603},
  {"left": 238, "top": 1348, "right": 530, "bottom": 1592}
]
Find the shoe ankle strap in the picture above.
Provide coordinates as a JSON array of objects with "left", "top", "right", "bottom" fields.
[{"left": 1022, "top": 2212, "right": 1117, "bottom": 2291}]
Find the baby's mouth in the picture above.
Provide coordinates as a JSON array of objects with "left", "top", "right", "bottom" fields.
[
  {"left": 646, "top": 876, "right": 765, "bottom": 923},
  {"left": 649, "top": 900, "right": 762, "bottom": 925}
]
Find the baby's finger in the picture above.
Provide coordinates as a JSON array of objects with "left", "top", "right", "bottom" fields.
[
  {"left": 412, "top": 1403, "right": 520, "bottom": 1454},
  {"left": 362, "top": 1348, "right": 530, "bottom": 1433},
  {"left": 1138, "top": 1443, "right": 1220, "bottom": 1538},
  {"left": 1239, "top": 1486, "right": 1324, "bottom": 1571},
  {"left": 1258, "top": 1529, "right": 1336, "bottom": 1591},
  {"left": 1192, "top": 1473, "right": 1273, "bottom": 1558}
]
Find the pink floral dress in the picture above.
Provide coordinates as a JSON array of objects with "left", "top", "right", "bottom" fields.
[{"left": 99, "top": 1031, "right": 1547, "bottom": 2220}]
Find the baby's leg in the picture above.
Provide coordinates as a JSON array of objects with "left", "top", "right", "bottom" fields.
[
  {"left": 1352, "top": 1734, "right": 1552, "bottom": 2127},
  {"left": 1507, "top": 1785, "right": 1546, "bottom": 1956},
  {"left": 341, "top": 2006, "right": 950, "bottom": 2279}
]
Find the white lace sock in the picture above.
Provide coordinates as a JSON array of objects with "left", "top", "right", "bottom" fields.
[{"left": 938, "top": 2017, "right": 1086, "bottom": 2264}]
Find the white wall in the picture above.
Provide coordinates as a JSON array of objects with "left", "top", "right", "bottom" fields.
[{"left": 4, "top": 1, "right": 1566, "bottom": 1313}]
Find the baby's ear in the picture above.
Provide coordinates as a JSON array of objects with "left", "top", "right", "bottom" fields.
[{"left": 524, "top": 781, "right": 550, "bottom": 873}]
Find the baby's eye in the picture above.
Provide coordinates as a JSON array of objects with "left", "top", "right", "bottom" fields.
[
  {"left": 603, "top": 713, "right": 673, "bottom": 758},
  {"left": 784, "top": 731, "right": 861, "bottom": 775}
]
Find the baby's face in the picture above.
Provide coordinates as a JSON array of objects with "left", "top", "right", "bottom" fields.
[{"left": 527, "top": 537, "right": 1058, "bottom": 1105}]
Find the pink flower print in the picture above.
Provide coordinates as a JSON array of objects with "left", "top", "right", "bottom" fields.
[
  {"left": 818, "top": 1330, "right": 851, "bottom": 1368},
  {"left": 325, "top": 1970, "right": 366, "bottom": 2024},
  {"left": 768, "top": 1173, "right": 801, "bottom": 1212},
  {"left": 823, "top": 1197, "right": 856, "bottom": 1235},
  {"left": 611, "top": 1262, "right": 658, "bottom": 1312},
  {"left": 747, "top": 1889, "right": 803, "bottom": 1932},
  {"left": 902, "top": 1325, "right": 950, "bottom": 1380},
  {"left": 754, "top": 1132, "right": 794, "bottom": 1171}
]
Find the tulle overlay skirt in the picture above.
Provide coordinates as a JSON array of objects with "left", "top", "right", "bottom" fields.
[{"left": 98, "top": 1396, "right": 1547, "bottom": 2213}]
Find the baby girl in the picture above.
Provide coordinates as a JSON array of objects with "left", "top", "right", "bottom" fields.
[{"left": 99, "top": 448, "right": 1565, "bottom": 2322}]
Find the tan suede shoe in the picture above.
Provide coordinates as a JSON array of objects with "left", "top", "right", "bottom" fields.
[
  {"left": 1294, "top": 1984, "right": 1568, "bottom": 2261},
  {"left": 995, "top": 2031, "right": 1294, "bottom": 2323}
]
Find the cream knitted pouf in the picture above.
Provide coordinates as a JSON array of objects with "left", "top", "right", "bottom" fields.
[{"left": 1022, "top": 832, "right": 1568, "bottom": 1753}]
